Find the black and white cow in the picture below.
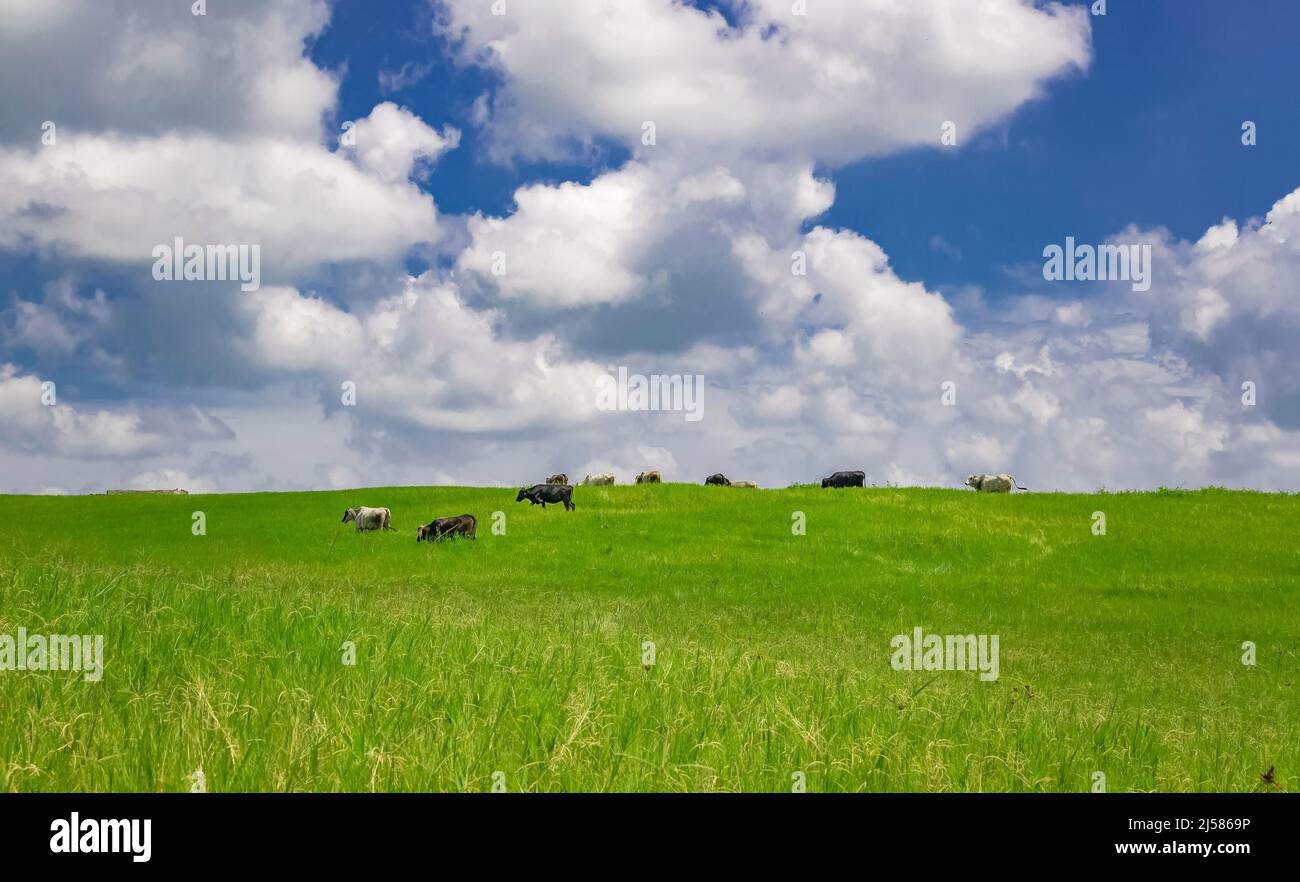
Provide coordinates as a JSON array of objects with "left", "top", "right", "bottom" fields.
[{"left": 965, "top": 474, "right": 1027, "bottom": 493}]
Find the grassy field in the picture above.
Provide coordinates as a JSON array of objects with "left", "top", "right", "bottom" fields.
[{"left": 0, "top": 484, "right": 1296, "bottom": 793}]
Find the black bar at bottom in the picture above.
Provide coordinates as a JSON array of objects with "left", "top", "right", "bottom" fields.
[{"left": 0, "top": 792, "right": 1283, "bottom": 867}]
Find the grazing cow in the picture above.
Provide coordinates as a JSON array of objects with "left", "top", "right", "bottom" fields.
[
  {"left": 546, "top": 473, "right": 568, "bottom": 485},
  {"left": 704, "top": 473, "right": 731, "bottom": 486},
  {"left": 516, "top": 483, "right": 575, "bottom": 511},
  {"left": 731, "top": 480, "right": 757, "bottom": 489},
  {"left": 965, "top": 474, "right": 1027, "bottom": 493},
  {"left": 417, "top": 514, "right": 477, "bottom": 542},
  {"left": 635, "top": 470, "right": 662, "bottom": 484},
  {"left": 342, "top": 506, "right": 394, "bottom": 531},
  {"left": 580, "top": 473, "right": 615, "bottom": 485},
  {"left": 821, "top": 470, "right": 866, "bottom": 488}
]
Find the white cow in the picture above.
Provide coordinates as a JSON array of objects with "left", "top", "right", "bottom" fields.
[
  {"left": 730, "top": 480, "right": 758, "bottom": 488},
  {"left": 342, "top": 506, "right": 395, "bottom": 531},
  {"left": 965, "top": 474, "right": 1027, "bottom": 493},
  {"left": 580, "top": 473, "right": 616, "bottom": 485}
]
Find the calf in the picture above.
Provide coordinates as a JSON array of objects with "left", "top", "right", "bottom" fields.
[
  {"left": 580, "top": 473, "right": 615, "bottom": 485},
  {"left": 965, "top": 474, "right": 1027, "bottom": 493},
  {"left": 704, "top": 473, "right": 731, "bottom": 486},
  {"left": 342, "top": 506, "right": 394, "bottom": 531},
  {"left": 417, "top": 514, "right": 477, "bottom": 541},
  {"left": 635, "top": 470, "right": 662, "bottom": 484},
  {"left": 820, "top": 470, "right": 866, "bottom": 488},
  {"left": 516, "top": 483, "right": 575, "bottom": 511},
  {"left": 546, "top": 473, "right": 568, "bottom": 485}
]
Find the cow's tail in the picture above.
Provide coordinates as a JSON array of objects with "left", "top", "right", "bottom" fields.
[{"left": 1014, "top": 479, "right": 1028, "bottom": 491}]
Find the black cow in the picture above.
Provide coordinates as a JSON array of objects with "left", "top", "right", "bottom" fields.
[
  {"left": 417, "top": 514, "right": 477, "bottom": 542},
  {"left": 515, "top": 483, "right": 575, "bottom": 511},
  {"left": 821, "top": 470, "right": 866, "bottom": 488},
  {"left": 704, "top": 473, "right": 731, "bottom": 486}
]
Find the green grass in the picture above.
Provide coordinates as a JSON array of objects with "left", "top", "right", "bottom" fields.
[{"left": 0, "top": 485, "right": 1296, "bottom": 792}]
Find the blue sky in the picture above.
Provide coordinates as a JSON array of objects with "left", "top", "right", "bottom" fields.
[
  {"left": 2, "top": 0, "right": 1298, "bottom": 494},
  {"left": 310, "top": 0, "right": 1300, "bottom": 294},
  {"left": 318, "top": 0, "right": 628, "bottom": 214}
]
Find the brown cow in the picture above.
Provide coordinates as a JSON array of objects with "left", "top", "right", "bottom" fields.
[
  {"left": 635, "top": 470, "right": 662, "bottom": 484},
  {"left": 546, "top": 473, "right": 569, "bottom": 485},
  {"left": 417, "top": 514, "right": 478, "bottom": 542}
]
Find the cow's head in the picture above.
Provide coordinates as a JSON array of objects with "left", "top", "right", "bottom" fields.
[
  {"left": 965, "top": 475, "right": 981, "bottom": 489},
  {"left": 820, "top": 477, "right": 829, "bottom": 488},
  {"left": 416, "top": 523, "right": 430, "bottom": 542},
  {"left": 342, "top": 508, "right": 358, "bottom": 523},
  {"left": 515, "top": 488, "right": 528, "bottom": 502}
]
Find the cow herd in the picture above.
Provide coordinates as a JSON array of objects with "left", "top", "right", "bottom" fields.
[{"left": 339, "top": 468, "right": 1028, "bottom": 541}]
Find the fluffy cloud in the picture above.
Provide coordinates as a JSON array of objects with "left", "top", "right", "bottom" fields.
[
  {"left": 438, "top": 0, "right": 1091, "bottom": 164},
  {"left": 769, "top": 225, "right": 962, "bottom": 376},
  {"left": 0, "top": 364, "right": 231, "bottom": 460},
  {"left": 237, "top": 278, "right": 610, "bottom": 434},
  {"left": 2, "top": 277, "right": 116, "bottom": 367},
  {"left": 1055, "top": 189, "right": 1300, "bottom": 435},
  {"left": 239, "top": 286, "right": 367, "bottom": 374},
  {"left": 0, "top": 0, "right": 336, "bottom": 142},
  {"left": 345, "top": 102, "right": 461, "bottom": 185},
  {"left": 0, "top": 131, "right": 443, "bottom": 280},
  {"left": 0, "top": 2, "right": 459, "bottom": 285},
  {"left": 458, "top": 163, "right": 658, "bottom": 307}
]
